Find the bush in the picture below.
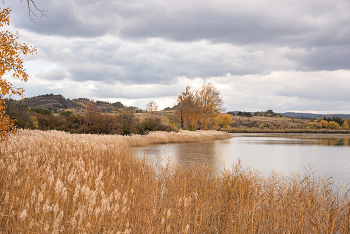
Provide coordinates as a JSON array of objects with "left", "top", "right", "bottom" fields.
[
  {"left": 137, "top": 117, "right": 178, "bottom": 134},
  {"left": 30, "top": 108, "right": 52, "bottom": 115},
  {"left": 59, "top": 111, "right": 73, "bottom": 117},
  {"left": 237, "top": 111, "right": 252, "bottom": 117},
  {"left": 328, "top": 121, "right": 340, "bottom": 129}
]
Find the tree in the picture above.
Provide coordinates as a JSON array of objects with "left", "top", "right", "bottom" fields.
[
  {"left": 175, "top": 86, "right": 196, "bottom": 129},
  {"left": 213, "top": 113, "right": 233, "bottom": 129},
  {"left": 146, "top": 101, "right": 158, "bottom": 113},
  {"left": 328, "top": 121, "right": 340, "bottom": 130},
  {"left": 2, "top": 0, "right": 47, "bottom": 21},
  {"left": 116, "top": 109, "right": 135, "bottom": 135},
  {"left": 21, "top": 0, "right": 47, "bottom": 20},
  {"left": 343, "top": 119, "right": 350, "bottom": 130},
  {"left": 0, "top": 8, "right": 36, "bottom": 141},
  {"left": 194, "top": 83, "right": 224, "bottom": 129},
  {"left": 83, "top": 103, "right": 102, "bottom": 133},
  {"left": 175, "top": 83, "right": 224, "bottom": 130}
]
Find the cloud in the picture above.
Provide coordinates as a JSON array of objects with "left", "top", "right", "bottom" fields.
[
  {"left": 3, "top": 0, "right": 350, "bottom": 113},
  {"left": 34, "top": 67, "right": 68, "bottom": 80},
  {"left": 207, "top": 70, "right": 350, "bottom": 112},
  {"left": 10, "top": 69, "right": 349, "bottom": 113}
]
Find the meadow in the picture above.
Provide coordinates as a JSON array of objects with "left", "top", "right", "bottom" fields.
[{"left": 1, "top": 129, "right": 350, "bottom": 233}]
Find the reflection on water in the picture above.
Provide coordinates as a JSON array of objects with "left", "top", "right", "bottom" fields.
[
  {"left": 133, "top": 134, "right": 350, "bottom": 184},
  {"left": 240, "top": 137, "right": 350, "bottom": 146}
]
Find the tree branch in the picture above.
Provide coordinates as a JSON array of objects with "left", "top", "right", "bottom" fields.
[{"left": 2, "top": 0, "right": 47, "bottom": 22}]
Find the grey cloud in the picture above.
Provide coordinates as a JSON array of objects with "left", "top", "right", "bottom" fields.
[
  {"left": 23, "top": 34, "right": 298, "bottom": 84},
  {"left": 4, "top": 0, "right": 350, "bottom": 113},
  {"left": 8, "top": 0, "right": 113, "bottom": 37},
  {"left": 287, "top": 47, "right": 350, "bottom": 71},
  {"left": 7, "top": 0, "right": 349, "bottom": 76},
  {"left": 8, "top": 0, "right": 350, "bottom": 47},
  {"left": 34, "top": 67, "right": 67, "bottom": 80}
]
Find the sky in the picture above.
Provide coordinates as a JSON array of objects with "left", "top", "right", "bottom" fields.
[{"left": 2, "top": 0, "right": 350, "bottom": 113}]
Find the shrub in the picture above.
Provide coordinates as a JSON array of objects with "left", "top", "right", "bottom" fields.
[
  {"left": 30, "top": 108, "right": 52, "bottom": 115},
  {"left": 328, "top": 121, "right": 340, "bottom": 129},
  {"left": 59, "top": 111, "right": 73, "bottom": 117}
]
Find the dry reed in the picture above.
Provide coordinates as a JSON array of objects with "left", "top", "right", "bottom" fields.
[{"left": 0, "top": 129, "right": 350, "bottom": 233}]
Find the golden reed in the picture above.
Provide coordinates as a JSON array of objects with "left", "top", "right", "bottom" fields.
[{"left": 0, "top": 129, "right": 349, "bottom": 233}]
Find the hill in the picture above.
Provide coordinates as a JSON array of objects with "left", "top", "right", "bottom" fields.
[
  {"left": 280, "top": 112, "right": 350, "bottom": 119},
  {"left": 228, "top": 110, "right": 350, "bottom": 119},
  {"left": 16, "top": 94, "right": 141, "bottom": 113}
]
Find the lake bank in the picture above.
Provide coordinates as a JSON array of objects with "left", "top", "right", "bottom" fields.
[
  {"left": 123, "top": 130, "right": 232, "bottom": 147},
  {"left": 224, "top": 128, "right": 350, "bottom": 134},
  {"left": 229, "top": 132, "right": 350, "bottom": 139}
]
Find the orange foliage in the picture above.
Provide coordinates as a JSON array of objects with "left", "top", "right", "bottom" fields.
[
  {"left": 175, "top": 84, "right": 224, "bottom": 130},
  {"left": 0, "top": 8, "right": 36, "bottom": 141},
  {"left": 213, "top": 113, "right": 233, "bottom": 129}
]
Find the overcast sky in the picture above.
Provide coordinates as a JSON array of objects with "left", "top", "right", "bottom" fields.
[{"left": 2, "top": 0, "right": 350, "bottom": 113}]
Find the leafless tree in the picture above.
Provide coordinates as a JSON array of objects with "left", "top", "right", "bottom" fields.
[
  {"left": 146, "top": 101, "right": 159, "bottom": 113},
  {"left": 3, "top": 0, "right": 47, "bottom": 22}
]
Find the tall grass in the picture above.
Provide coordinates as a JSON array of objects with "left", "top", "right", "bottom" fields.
[{"left": 1, "top": 129, "right": 350, "bottom": 233}]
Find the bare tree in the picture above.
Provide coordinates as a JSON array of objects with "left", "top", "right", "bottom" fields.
[
  {"left": 3, "top": 0, "right": 47, "bottom": 21},
  {"left": 146, "top": 101, "right": 159, "bottom": 113}
]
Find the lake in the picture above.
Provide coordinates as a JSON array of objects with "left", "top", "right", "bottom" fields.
[{"left": 134, "top": 133, "right": 350, "bottom": 185}]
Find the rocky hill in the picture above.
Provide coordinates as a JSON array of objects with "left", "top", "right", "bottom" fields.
[
  {"left": 19, "top": 94, "right": 82, "bottom": 111},
  {"left": 16, "top": 94, "right": 141, "bottom": 114}
]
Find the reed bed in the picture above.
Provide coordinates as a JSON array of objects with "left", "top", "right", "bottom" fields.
[
  {"left": 123, "top": 130, "right": 232, "bottom": 147},
  {"left": 1, "top": 129, "right": 350, "bottom": 233}
]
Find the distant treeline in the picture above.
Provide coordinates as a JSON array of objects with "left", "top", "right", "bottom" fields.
[{"left": 228, "top": 110, "right": 284, "bottom": 118}]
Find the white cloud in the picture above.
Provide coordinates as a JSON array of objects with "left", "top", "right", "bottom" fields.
[{"left": 12, "top": 69, "right": 349, "bottom": 113}]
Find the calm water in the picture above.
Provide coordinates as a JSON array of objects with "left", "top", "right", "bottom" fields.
[{"left": 134, "top": 133, "right": 350, "bottom": 184}]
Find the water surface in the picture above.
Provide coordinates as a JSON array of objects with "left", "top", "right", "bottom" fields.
[{"left": 134, "top": 133, "right": 350, "bottom": 185}]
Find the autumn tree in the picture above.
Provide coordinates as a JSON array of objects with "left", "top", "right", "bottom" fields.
[
  {"left": 194, "top": 83, "right": 224, "bottom": 129},
  {"left": 213, "top": 113, "right": 234, "bottom": 129},
  {"left": 343, "top": 119, "right": 350, "bottom": 130},
  {"left": 116, "top": 109, "right": 135, "bottom": 135},
  {"left": 328, "top": 121, "right": 340, "bottom": 130},
  {"left": 175, "top": 84, "right": 224, "bottom": 130},
  {"left": 0, "top": 8, "right": 36, "bottom": 141},
  {"left": 175, "top": 86, "right": 196, "bottom": 129}
]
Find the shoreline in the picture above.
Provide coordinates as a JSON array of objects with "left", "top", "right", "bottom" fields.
[
  {"left": 123, "top": 130, "right": 232, "bottom": 147},
  {"left": 223, "top": 128, "right": 350, "bottom": 134}
]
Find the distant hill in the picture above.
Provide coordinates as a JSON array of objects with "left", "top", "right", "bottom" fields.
[
  {"left": 280, "top": 112, "right": 350, "bottom": 119},
  {"left": 19, "top": 94, "right": 82, "bottom": 111},
  {"left": 227, "top": 110, "right": 350, "bottom": 119},
  {"left": 16, "top": 94, "right": 141, "bottom": 114}
]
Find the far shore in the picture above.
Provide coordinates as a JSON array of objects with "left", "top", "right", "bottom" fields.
[{"left": 222, "top": 128, "right": 350, "bottom": 135}]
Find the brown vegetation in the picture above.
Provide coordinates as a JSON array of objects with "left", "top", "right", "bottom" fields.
[
  {"left": 0, "top": 8, "right": 36, "bottom": 141},
  {"left": 231, "top": 115, "right": 310, "bottom": 130},
  {"left": 175, "top": 84, "right": 224, "bottom": 130},
  {"left": 1, "top": 129, "right": 350, "bottom": 233}
]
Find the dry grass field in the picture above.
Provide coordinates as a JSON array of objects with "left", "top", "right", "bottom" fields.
[
  {"left": 1, "top": 129, "right": 350, "bottom": 233},
  {"left": 231, "top": 115, "right": 310, "bottom": 130}
]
